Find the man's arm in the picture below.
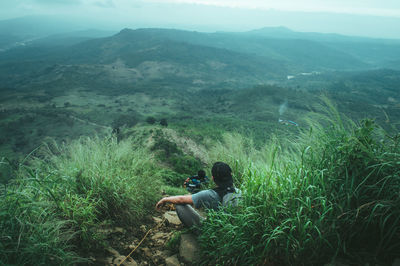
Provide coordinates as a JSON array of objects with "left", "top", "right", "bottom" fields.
[{"left": 156, "top": 195, "right": 193, "bottom": 209}]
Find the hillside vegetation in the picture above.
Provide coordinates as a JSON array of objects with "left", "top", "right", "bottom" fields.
[
  {"left": 1, "top": 110, "right": 399, "bottom": 265},
  {"left": 200, "top": 115, "right": 400, "bottom": 265},
  {"left": 0, "top": 23, "right": 399, "bottom": 265}
]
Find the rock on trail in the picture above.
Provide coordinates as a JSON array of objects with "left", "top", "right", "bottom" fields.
[{"left": 93, "top": 208, "right": 202, "bottom": 266}]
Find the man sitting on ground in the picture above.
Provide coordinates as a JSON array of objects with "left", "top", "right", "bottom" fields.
[{"left": 156, "top": 162, "right": 239, "bottom": 228}]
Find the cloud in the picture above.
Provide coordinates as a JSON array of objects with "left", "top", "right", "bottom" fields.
[
  {"left": 149, "top": 0, "right": 400, "bottom": 17},
  {"left": 33, "top": 0, "right": 82, "bottom": 5},
  {"left": 93, "top": 0, "right": 115, "bottom": 8}
]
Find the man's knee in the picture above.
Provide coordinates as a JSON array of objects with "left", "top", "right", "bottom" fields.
[{"left": 175, "top": 204, "right": 202, "bottom": 228}]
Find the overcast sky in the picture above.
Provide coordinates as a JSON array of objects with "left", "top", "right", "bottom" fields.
[{"left": 1, "top": 0, "right": 400, "bottom": 38}]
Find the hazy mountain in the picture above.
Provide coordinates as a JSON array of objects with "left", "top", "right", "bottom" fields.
[
  {"left": 102, "top": 28, "right": 369, "bottom": 71},
  {"left": 0, "top": 16, "right": 115, "bottom": 51},
  {"left": 0, "top": 28, "right": 289, "bottom": 92},
  {"left": 243, "top": 27, "right": 400, "bottom": 69},
  {"left": 0, "top": 16, "right": 97, "bottom": 37},
  {"left": 2, "top": 26, "right": 400, "bottom": 95},
  {"left": 29, "top": 30, "right": 117, "bottom": 47},
  {"left": 243, "top": 26, "right": 400, "bottom": 43}
]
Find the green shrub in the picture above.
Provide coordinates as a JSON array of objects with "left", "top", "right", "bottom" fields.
[
  {"left": 159, "top": 168, "right": 186, "bottom": 187},
  {"left": 0, "top": 157, "right": 16, "bottom": 186},
  {"left": 34, "top": 137, "right": 162, "bottom": 227},
  {"left": 160, "top": 118, "right": 168, "bottom": 127},
  {"left": 169, "top": 154, "right": 202, "bottom": 175},
  {"left": 166, "top": 231, "right": 182, "bottom": 253},
  {"left": 146, "top": 116, "right": 156, "bottom": 124},
  {"left": 0, "top": 180, "right": 82, "bottom": 265},
  {"left": 1, "top": 136, "right": 163, "bottom": 264},
  {"left": 151, "top": 137, "right": 180, "bottom": 158},
  {"left": 161, "top": 185, "right": 188, "bottom": 196},
  {"left": 151, "top": 136, "right": 202, "bottom": 175},
  {"left": 199, "top": 119, "right": 400, "bottom": 265}
]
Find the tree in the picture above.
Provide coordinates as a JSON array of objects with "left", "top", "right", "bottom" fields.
[
  {"left": 146, "top": 116, "right": 156, "bottom": 124},
  {"left": 160, "top": 118, "right": 168, "bottom": 127}
]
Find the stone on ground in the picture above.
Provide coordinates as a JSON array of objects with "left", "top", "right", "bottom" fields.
[
  {"left": 152, "top": 216, "right": 163, "bottom": 224},
  {"left": 164, "top": 211, "right": 181, "bottom": 225},
  {"left": 106, "top": 247, "right": 120, "bottom": 256},
  {"left": 179, "top": 233, "right": 200, "bottom": 263},
  {"left": 165, "top": 254, "right": 181, "bottom": 266},
  {"left": 141, "top": 247, "right": 152, "bottom": 258},
  {"left": 113, "top": 256, "right": 138, "bottom": 266}
]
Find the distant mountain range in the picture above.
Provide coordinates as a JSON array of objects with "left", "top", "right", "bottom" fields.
[{"left": 1, "top": 16, "right": 400, "bottom": 94}]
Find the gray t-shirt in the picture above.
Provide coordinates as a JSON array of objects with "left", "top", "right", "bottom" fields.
[{"left": 191, "top": 189, "right": 221, "bottom": 210}]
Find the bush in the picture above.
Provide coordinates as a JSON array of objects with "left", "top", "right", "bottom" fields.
[
  {"left": 0, "top": 158, "right": 16, "bottom": 185},
  {"left": 159, "top": 168, "right": 186, "bottom": 187},
  {"left": 0, "top": 178, "right": 82, "bottom": 265},
  {"left": 169, "top": 154, "right": 202, "bottom": 175},
  {"left": 0, "top": 136, "right": 163, "bottom": 264},
  {"left": 111, "top": 114, "right": 139, "bottom": 129},
  {"left": 151, "top": 137, "right": 202, "bottom": 175},
  {"left": 151, "top": 137, "right": 180, "bottom": 158},
  {"left": 160, "top": 118, "right": 168, "bottom": 127},
  {"left": 199, "top": 119, "right": 400, "bottom": 265},
  {"left": 146, "top": 116, "right": 156, "bottom": 124}
]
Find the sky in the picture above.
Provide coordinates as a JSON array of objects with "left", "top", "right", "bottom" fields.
[{"left": 1, "top": 0, "right": 400, "bottom": 39}]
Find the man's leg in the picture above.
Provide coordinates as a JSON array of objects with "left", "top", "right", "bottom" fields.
[{"left": 175, "top": 204, "right": 204, "bottom": 228}]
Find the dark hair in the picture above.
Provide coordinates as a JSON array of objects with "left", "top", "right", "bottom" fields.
[
  {"left": 211, "top": 162, "right": 233, "bottom": 187},
  {"left": 197, "top": 170, "right": 206, "bottom": 179}
]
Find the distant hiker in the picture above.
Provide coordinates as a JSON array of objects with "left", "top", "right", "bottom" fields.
[
  {"left": 183, "top": 170, "right": 209, "bottom": 193},
  {"left": 156, "top": 162, "right": 241, "bottom": 228}
]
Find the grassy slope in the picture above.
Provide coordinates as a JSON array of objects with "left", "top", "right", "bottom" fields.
[
  {"left": 0, "top": 135, "right": 166, "bottom": 264},
  {"left": 1, "top": 111, "right": 399, "bottom": 265},
  {"left": 199, "top": 115, "right": 400, "bottom": 265}
]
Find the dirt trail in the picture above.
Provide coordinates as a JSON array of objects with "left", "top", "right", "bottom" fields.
[
  {"left": 162, "top": 128, "right": 209, "bottom": 163},
  {"left": 91, "top": 205, "right": 190, "bottom": 266},
  {"left": 89, "top": 129, "right": 205, "bottom": 265},
  {"left": 69, "top": 115, "right": 112, "bottom": 132}
]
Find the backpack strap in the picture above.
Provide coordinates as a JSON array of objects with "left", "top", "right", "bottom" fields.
[{"left": 213, "top": 186, "right": 235, "bottom": 203}]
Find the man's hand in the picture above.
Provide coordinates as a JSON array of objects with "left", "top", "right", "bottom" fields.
[
  {"left": 155, "top": 195, "right": 194, "bottom": 210},
  {"left": 156, "top": 198, "right": 166, "bottom": 209}
]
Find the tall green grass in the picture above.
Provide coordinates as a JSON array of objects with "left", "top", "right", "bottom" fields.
[
  {"left": 199, "top": 117, "right": 400, "bottom": 265},
  {"left": 1, "top": 136, "right": 163, "bottom": 265}
]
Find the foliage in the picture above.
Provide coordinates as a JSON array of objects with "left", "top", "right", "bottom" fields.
[
  {"left": 166, "top": 231, "right": 182, "bottom": 253},
  {"left": 199, "top": 118, "right": 400, "bottom": 265},
  {"left": 161, "top": 185, "right": 188, "bottom": 196},
  {"left": 159, "top": 168, "right": 187, "bottom": 187},
  {"left": 111, "top": 113, "right": 140, "bottom": 129},
  {"left": 146, "top": 116, "right": 156, "bottom": 124},
  {"left": 1, "top": 25, "right": 400, "bottom": 265},
  {"left": 0, "top": 185, "right": 83, "bottom": 265},
  {"left": 0, "top": 136, "right": 163, "bottom": 264},
  {"left": 151, "top": 135, "right": 203, "bottom": 176},
  {"left": 0, "top": 157, "right": 17, "bottom": 186},
  {"left": 160, "top": 118, "right": 168, "bottom": 127},
  {"left": 169, "top": 155, "right": 202, "bottom": 175}
]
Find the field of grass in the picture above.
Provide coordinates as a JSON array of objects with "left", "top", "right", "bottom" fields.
[
  {"left": 1, "top": 105, "right": 398, "bottom": 265},
  {"left": 0, "top": 135, "right": 166, "bottom": 264},
  {"left": 198, "top": 108, "right": 400, "bottom": 265}
]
